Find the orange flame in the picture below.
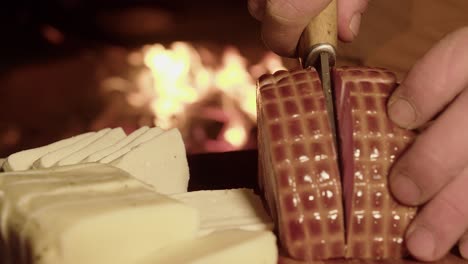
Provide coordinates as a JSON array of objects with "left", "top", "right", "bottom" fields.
[{"left": 134, "top": 41, "right": 285, "bottom": 150}]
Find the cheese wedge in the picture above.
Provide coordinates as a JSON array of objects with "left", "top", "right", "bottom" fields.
[
  {"left": 172, "top": 189, "right": 273, "bottom": 236},
  {"left": 99, "top": 127, "right": 164, "bottom": 164},
  {"left": 33, "top": 128, "right": 111, "bottom": 169},
  {"left": 84, "top": 126, "right": 150, "bottom": 163},
  {"left": 2, "top": 132, "right": 94, "bottom": 172},
  {"left": 0, "top": 163, "right": 199, "bottom": 264},
  {"left": 57, "top": 128, "right": 126, "bottom": 166},
  {"left": 110, "top": 128, "right": 189, "bottom": 194},
  {"left": 138, "top": 229, "right": 278, "bottom": 264}
]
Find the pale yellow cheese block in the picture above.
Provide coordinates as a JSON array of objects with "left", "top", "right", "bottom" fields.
[
  {"left": 0, "top": 163, "right": 199, "bottom": 264},
  {"left": 2, "top": 132, "right": 95, "bottom": 172},
  {"left": 139, "top": 229, "right": 278, "bottom": 264},
  {"left": 56, "top": 128, "right": 126, "bottom": 166},
  {"left": 84, "top": 126, "right": 150, "bottom": 163},
  {"left": 172, "top": 189, "right": 273, "bottom": 236},
  {"left": 99, "top": 127, "right": 164, "bottom": 164},
  {"left": 32, "top": 128, "right": 111, "bottom": 169},
  {"left": 110, "top": 128, "right": 189, "bottom": 194}
]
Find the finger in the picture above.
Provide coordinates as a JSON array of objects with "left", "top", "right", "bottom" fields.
[
  {"left": 458, "top": 231, "right": 468, "bottom": 259},
  {"left": 337, "top": 0, "right": 371, "bottom": 42},
  {"left": 261, "top": 0, "right": 331, "bottom": 57},
  {"left": 389, "top": 87, "right": 468, "bottom": 206},
  {"left": 387, "top": 27, "right": 468, "bottom": 129},
  {"left": 248, "top": 0, "right": 266, "bottom": 20},
  {"left": 405, "top": 167, "right": 468, "bottom": 261}
]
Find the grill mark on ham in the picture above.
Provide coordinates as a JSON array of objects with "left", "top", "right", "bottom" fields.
[
  {"left": 257, "top": 66, "right": 417, "bottom": 261},
  {"left": 334, "top": 67, "right": 417, "bottom": 259},
  {"left": 257, "top": 68, "right": 345, "bottom": 260}
]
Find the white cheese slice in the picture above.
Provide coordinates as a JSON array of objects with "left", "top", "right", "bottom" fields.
[
  {"left": 139, "top": 229, "right": 278, "bottom": 264},
  {"left": 84, "top": 126, "right": 150, "bottom": 163},
  {"left": 110, "top": 128, "right": 189, "bottom": 194},
  {"left": 99, "top": 127, "right": 164, "bottom": 164},
  {"left": 57, "top": 128, "right": 126, "bottom": 166},
  {"left": 33, "top": 128, "right": 111, "bottom": 169},
  {"left": 172, "top": 189, "right": 274, "bottom": 236},
  {"left": 0, "top": 163, "right": 199, "bottom": 264},
  {"left": 2, "top": 132, "right": 95, "bottom": 172}
]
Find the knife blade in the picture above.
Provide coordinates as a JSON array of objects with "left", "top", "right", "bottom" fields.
[
  {"left": 318, "top": 52, "right": 338, "bottom": 150},
  {"left": 297, "top": 0, "right": 340, "bottom": 160}
]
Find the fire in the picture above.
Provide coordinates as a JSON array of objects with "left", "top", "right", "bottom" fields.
[
  {"left": 142, "top": 42, "right": 205, "bottom": 129},
  {"left": 224, "top": 124, "right": 247, "bottom": 148},
  {"left": 126, "top": 41, "right": 285, "bottom": 152}
]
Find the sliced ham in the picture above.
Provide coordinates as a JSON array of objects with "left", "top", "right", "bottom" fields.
[
  {"left": 257, "top": 68, "right": 346, "bottom": 260},
  {"left": 257, "top": 67, "right": 417, "bottom": 260},
  {"left": 334, "top": 67, "right": 417, "bottom": 259}
]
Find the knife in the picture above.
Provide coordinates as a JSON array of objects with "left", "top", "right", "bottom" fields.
[{"left": 297, "top": 0, "right": 339, "bottom": 155}]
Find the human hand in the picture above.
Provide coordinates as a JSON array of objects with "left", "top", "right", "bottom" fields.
[
  {"left": 388, "top": 27, "right": 468, "bottom": 261},
  {"left": 247, "top": 0, "right": 370, "bottom": 57}
]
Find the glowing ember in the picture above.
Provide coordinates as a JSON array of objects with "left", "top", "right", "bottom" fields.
[
  {"left": 224, "top": 124, "right": 247, "bottom": 148},
  {"left": 122, "top": 41, "right": 285, "bottom": 152}
]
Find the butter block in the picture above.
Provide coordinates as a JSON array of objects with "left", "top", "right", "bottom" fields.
[
  {"left": 100, "top": 127, "right": 164, "bottom": 164},
  {"left": 2, "top": 132, "right": 94, "bottom": 172},
  {"left": 84, "top": 126, "right": 149, "bottom": 163},
  {"left": 33, "top": 128, "right": 111, "bottom": 169},
  {"left": 172, "top": 189, "right": 273, "bottom": 236},
  {"left": 110, "top": 128, "right": 189, "bottom": 194},
  {"left": 139, "top": 229, "right": 278, "bottom": 264},
  {"left": 0, "top": 163, "right": 199, "bottom": 264},
  {"left": 57, "top": 128, "right": 126, "bottom": 166}
]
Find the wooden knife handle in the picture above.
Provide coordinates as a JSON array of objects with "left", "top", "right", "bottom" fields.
[{"left": 297, "top": 0, "right": 337, "bottom": 67}]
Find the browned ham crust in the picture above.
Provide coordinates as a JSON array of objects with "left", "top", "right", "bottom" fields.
[
  {"left": 257, "top": 68, "right": 346, "bottom": 260},
  {"left": 334, "top": 67, "right": 416, "bottom": 259},
  {"left": 257, "top": 67, "right": 417, "bottom": 260}
]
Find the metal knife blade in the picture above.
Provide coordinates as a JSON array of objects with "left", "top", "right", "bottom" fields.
[{"left": 317, "top": 52, "right": 339, "bottom": 153}]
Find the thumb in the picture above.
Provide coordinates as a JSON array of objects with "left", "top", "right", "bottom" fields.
[{"left": 338, "top": 0, "right": 371, "bottom": 42}]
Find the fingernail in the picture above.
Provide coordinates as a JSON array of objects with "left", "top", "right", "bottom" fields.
[
  {"left": 390, "top": 173, "right": 421, "bottom": 205},
  {"left": 349, "top": 13, "right": 362, "bottom": 37},
  {"left": 406, "top": 225, "right": 435, "bottom": 260},
  {"left": 388, "top": 97, "right": 417, "bottom": 128}
]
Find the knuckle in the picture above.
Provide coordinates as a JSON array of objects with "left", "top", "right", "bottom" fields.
[
  {"left": 438, "top": 192, "right": 468, "bottom": 222},
  {"left": 442, "top": 27, "right": 468, "bottom": 69},
  {"left": 266, "top": 0, "right": 300, "bottom": 24},
  {"left": 414, "top": 136, "right": 459, "bottom": 180},
  {"left": 418, "top": 145, "right": 449, "bottom": 176},
  {"left": 267, "top": 0, "right": 329, "bottom": 24},
  {"left": 393, "top": 140, "right": 457, "bottom": 202}
]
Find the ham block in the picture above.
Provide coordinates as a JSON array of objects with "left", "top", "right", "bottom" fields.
[
  {"left": 257, "top": 69, "right": 346, "bottom": 260},
  {"left": 257, "top": 67, "right": 417, "bottom": 260},
  {"left": 334, "top": 67, "right": 417, "bottom": 259}
]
